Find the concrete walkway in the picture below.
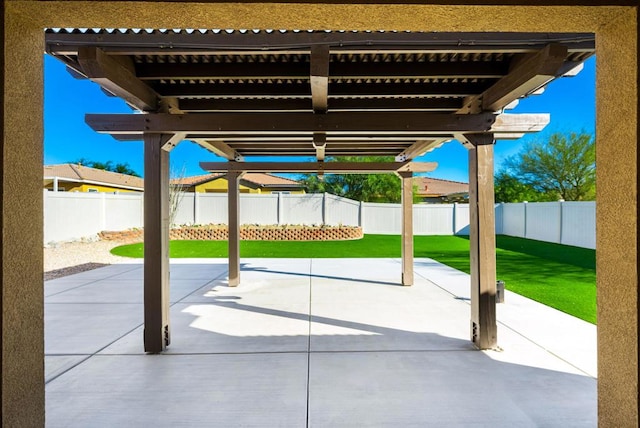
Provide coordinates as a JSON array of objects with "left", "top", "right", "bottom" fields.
[{"left": 45, "top": 258, "right": 596, "bottom": 427}]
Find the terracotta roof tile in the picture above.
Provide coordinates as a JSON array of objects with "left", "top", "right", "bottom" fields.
[
  {"left": 171, "top": 173, "right": 223, "bottom": 186},
  {"left": 44, "top": 164, "right": 144, "bottom": 190},
  {"left": 413, "top": 177, "right": 469, "bottom": 197},
  {"left": 241, "top": 173, "right": 302, "bottom": 187},
  {"left": 172, "top": 172, "right": 302, "bottom": 188}
]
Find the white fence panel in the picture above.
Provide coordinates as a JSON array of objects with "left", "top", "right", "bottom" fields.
[
  {"left": 494, "top": 203, "right": 503, "bottom": 235},
  {"left": 454, "top": 203, "right": 471, "bottom": 235},
  {"left": 240, "top": 194, "right": 279, "bottom": 224},
  {"left": 325, "top": 194, "right": 360, "bottom": 226},
  {"left": 561, "top": 201, "right": 596, "bottom": 249},
  {"left": 103, "top": 194, "right": 143, "bottom": 231},
  {"left": 44, "top": 192, "right": 145, "bottom": 243},
  {"left": 363, "top": 203, "right": 402, "bottom": 234},
  {"left": 502, "top": 203, "right": 526, "bottom": 237},
  {"left": 197, "top": 194, "right": 227, "bottom": 224},
  {"left": 172, "top": 192, "right": 195, "bottom": 225},
  {"left": 525, "top": 202, "right": 562, "bottom": 244},
  {"left": 282, "top": 194, "right": 324, "bottom": 225},
  {"left": 414, "top": 204, "right": 454, "bottom": 234},
  {"left": 44, "top": 192, "right": 104, "bottom": 243},
  {"left": 43, "top": 190, "right": 596, "bottom": 249}
]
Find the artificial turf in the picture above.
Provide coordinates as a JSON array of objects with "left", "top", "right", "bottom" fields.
[{"left": 111, "top": 235, "right": 596, "bottom": 323}]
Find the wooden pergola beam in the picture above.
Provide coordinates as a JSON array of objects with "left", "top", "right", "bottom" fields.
[
  {"left": 85, "top": 111, "right": 498, "bottom": 134},
  {"left": 46, "top": 31, "right": 595, "bottom": 56},
  {"left": 200, "top": 161, "right": 437, "bottom": 174},
  {"left": 482, "top": 43, "right": 568, "bottom": 111},
  {"left": 395, "top": 138, "right": 450, "bottom": 161},
  {"left": 489, "top": 113, "right": 550, "bottom": 132},
  {"left": 239, "top": 150, "right": 406, "bottom": 156},
  {"left": 113, "top": 134, "right": 443, "bottom": 143},
  {"left": 152, "top": 81, "right": 487, "bottom": 98},
  {"left": 311, "top": 45, "right": 330, "bottom": 113},
  {"left": 77, "top": 47, "right": 159, "bottom": 111},
  {"left": 313, "top": 133, "right": 327, "bottom": 162},
  {"left": 160, "top": 132, "right": 185, "bottom": 152},
  {"left": 193, "top": 139, "right": 244, "bottom": 161},
  {"left": 459, "top": 44, "right": 568, "bottom": 113},
  {"left": 179, "top": 98, "right": 462, "bottom": 112},
  {"left": 134, "top": 60, "right": 508, "bottom": 81}
]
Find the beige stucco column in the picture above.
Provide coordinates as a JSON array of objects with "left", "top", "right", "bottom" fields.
[
  {"left": 596, "top": 8, "right": 639, "bottom": 426},
  {"left": 1, "top": 3, "right": 638, "bottom": 427},
  {"left": 2, "top": 8, "right": 45, "bottom": 427}
]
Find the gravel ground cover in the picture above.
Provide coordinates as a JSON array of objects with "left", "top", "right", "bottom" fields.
[{"left": 44, "top": 240, "right": 132, "bottom": 280}]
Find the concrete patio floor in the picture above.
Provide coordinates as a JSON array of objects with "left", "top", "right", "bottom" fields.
[{"left": 45, "top": 258, "right": 597, "bottom": 427}]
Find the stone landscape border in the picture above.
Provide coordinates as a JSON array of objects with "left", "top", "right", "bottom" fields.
[{"left": 99, "top": 225, "right": 363, "bottom": 242}]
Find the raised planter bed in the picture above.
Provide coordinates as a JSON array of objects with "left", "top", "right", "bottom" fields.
[{"left": 99, "top": 224, "right": 363, "bottom": 243}]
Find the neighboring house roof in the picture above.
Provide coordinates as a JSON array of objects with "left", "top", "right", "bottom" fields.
[
  {"left": 413, "top": 177, "right": 469, "bottom": 198},
  {"left": 43, "top": 164, "right": 144, "bottom": 191},
  {"left": 171, "top": 173, "right": 221, "bottom": 187},
  {"left": 171, "top": 173, "right": 303, "bottom": 189}
]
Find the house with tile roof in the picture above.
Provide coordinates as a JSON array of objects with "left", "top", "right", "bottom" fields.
[
  {"left": 171, "top": 173, "right": 305, "bottom": 194},
  {"left": 413, "top": 177, "right": 469, "bottom": 203},
  {"left": 43, "top": 164, "right": 144, "bottom": 193}
]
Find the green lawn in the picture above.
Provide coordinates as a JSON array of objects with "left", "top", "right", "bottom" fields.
[{"left": 112, "top": 235, "right": 596, "bottom": 323}]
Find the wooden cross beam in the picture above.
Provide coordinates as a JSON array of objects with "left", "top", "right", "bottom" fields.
[
  {"left": 131, "top": 59, "right": 509, "bottom": 81},
  {"left": 46, "top": 31, "right": 595, "bottom": 56},
  {"left": 179, "top": 98, "right": 462, "bottom": 112},
  {"left": 310, "top": 45, "right": 330, "bottom": 113},
  {"left": 313, "top": 132, "right": 327, "bottom": 162},
  {"left": 395, "top": 138, "right": 450, "bottom": 161},
  {"left": 193, "top": 139, "right": 244, "bottom": 161},
  {"left": 85, "top": 111, "right": 498, "bottom": 134},
  {"left": 199, "top": 161, "right": 437, "bottom": 174},
  {"left": 77, "top": 47, "right": 159, "bottom": 111},
  {"left": 459, "top": 43, "right": 568, "bottom": 114}
]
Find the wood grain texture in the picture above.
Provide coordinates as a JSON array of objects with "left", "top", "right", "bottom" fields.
[{"left": 143, "top": 133, "right": 171, "bottom": 352}]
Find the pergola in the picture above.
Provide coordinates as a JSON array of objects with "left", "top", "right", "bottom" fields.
[{"left": 45, "top": 29, "right": 594, "bottom": 353}]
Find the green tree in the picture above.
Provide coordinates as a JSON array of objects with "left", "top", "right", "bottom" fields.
[
  {"left": 299, "top": 156, "right": 416, "bottom": 203},
  {"left": 494, "top": 171, "right": 553, "bottom": 203},
  {"left": 502, "top": 132, "right": 595, "bottom": 201},
  {"left": 72, "top": 158, "right": 140, "bottom": 177},
  {"left": 112, "top": 163, "right": 140, "bottom": 176}
]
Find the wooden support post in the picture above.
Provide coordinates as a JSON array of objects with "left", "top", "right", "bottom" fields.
[
  {"left": 143, "top": 133, "right": 171, "bottom": 353},
  {"left": 228, "top": 171, "right": 241, "bottom": 286},
  {"left": 399, "top": 171, "right": 414, "bottom": 286},
  {"left": 466, "top": 134, "right": 497, "bottom": 350}
]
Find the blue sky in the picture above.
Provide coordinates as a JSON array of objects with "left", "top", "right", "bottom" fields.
[{"left": 44, "top": 55, "right": 595, "bottom": 183}]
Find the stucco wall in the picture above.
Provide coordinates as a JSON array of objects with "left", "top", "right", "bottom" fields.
[
  {"left": 595, "top": 9, "right": 639, "bottom": 426},
  {"left": 2, "top": 2, "right": 638, "bottom": 427},
  {"left": 193, "top": 178, "right": 305, "bottom": 194},
  {"left": 194, "top": 178, "right": 253, "bottom": 193},
  {"left": 3, "top": 6, "right": 45, "bottom": 426}
]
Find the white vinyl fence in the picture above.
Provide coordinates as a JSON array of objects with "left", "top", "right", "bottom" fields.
[
  {"left": 500, "top": 201, "right": 595, "bottom": 249},
  {"left": 43, "top": 190, "right": 595, "bottom": 249},
  {"left": 44, "top": 191, "right": 143, "bottom": 243},
  {"left": 362, "top": 202, "right": 470, "bottom": 235},
  {"left": 170, "top": 192, "right": 361, "bottom": 227}
]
